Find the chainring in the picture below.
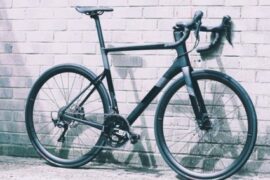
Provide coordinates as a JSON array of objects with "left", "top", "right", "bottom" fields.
[{"left": 103, "top": 114, "right": 130, "bottom": 147}]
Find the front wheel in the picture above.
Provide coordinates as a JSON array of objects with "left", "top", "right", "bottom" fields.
[
  {"left": 25, "top": 64, "right": 111, "bottom": 168},
  {"left": 155, "top": 70, "right": 257, "bottom": 180}
]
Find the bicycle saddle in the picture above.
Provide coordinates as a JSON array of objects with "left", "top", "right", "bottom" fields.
[{"left": 75, "top": 6, "right": 113, "bottom": 16}]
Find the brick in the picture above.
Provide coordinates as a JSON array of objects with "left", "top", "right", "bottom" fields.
[
  {"left": 257, "top": 96, "right": 270, "bottom": 107},
  {"left": 143, "top": 7, "right": 174, "bottom": 18},
  {"left": 0, "top": 88, "right": 13, "bottom": 98},
  {"left": 97, "top": 0, "right": 127, "bottom": 6},
  {"left": 102, "top": 19, "right": 126, "bottom": 30},
  {"left": 12, "top": 0, "right": 39, "bottom": 7},
  {"left": 54, "top": 55, "right": 83, "bottom": 64},
  {"left": 112, "top": 55, "right": 142, "bottom": 67},
  {"left": 256, "top": 71, "right": 270, "bottom": 83},
  {"left": 54, "top": 31, "right": 82, "bottom": 42},
  {"left": 40, "top": 0, "right": 69, "bottom": 7},
  {"left": 11, "top": 20, "right": 38, "bottom": 31},
  {"left": 13, "top": 88, "right": 29, "bottom": 99},
  {"left": 233, "top": 19, "right": 257, "bottom": 31},
  {"left": 68, "top": 20, "right": 95, "bottom": 31},
  {"left": 226, "top": 69, "right": 256, "bottom": 82},
  {"left": 0, "top": 0, "right": 12, "bottom": 8},
  {"left": 159, "top": 0, "right": 190, "bottom": 5},
  {"left": 128, "top": 0, "right": 158, "bottom": 6},
  {"left": 0, "top": 111, "right": 12, "bottom": 121},
  {"left": 143, "top": 55, "right": 174, "bottom": 68},
  {"left": 27, "top": 31, "right": 53, "bottom": 42},
  {"left": 13, "top": 43, "right": 67, "bottom": 54},
  {"left": 241, "top": 32, "right": 270, "bottom": 44},
  {"left": 54, "top": 8, "right": 83, "bottom": 19},
  {"left": 0, "top": 99, "right": 25, "bottom": 110},
  {"left": 26, "top": 8, "right": 54, "bottom": 19},
  {"left": 112, "top": 31, "right": 142, "bottom": 43},
  {"left": 0, "top": 31, "right": 26, "bottom": 42},
  {"left": 259, "top": 0, "right": 270, "bottom": 5},
  {"left": 25, "top": 55, "right": 54, "bottom": 65},
  {"left": 126, "top": 19, "right": 156, "bottom": 30},
  {"left": 222, "top": 44, "right": 256, "bottom": 57},
  {"left": 258, "top": 19, "right": 270, "bottom": 31},
  {"left": 12, "top": 66, "right": 40, "bottom": 77},
  {"left": 192, "top": 0, "right": 224, "bottom": 6},
  {"left": 242, "top": 7, "right": 270, "bottom": 18},
  {"left": 240, "top": 57, "right": 270, "bottom": 70},
  {"left": 174, "top": 7, "right": 192, "bottom": 18},
  {"left": 158, "top": 19, "right": 178, "bottom": 30},
  {"left": 0, "top": 21, "right": 11, "bottom": 30},
  {"left": 0, "top": 9, "right": 26, "bottom": 20},
  {"left": 0, "top": 133, "right": 10, "bottom": 144},
  {"left": 0, "top": 55, "right": 25, "bottom": 65},
  {"left": 39, "top": 20, "right": 67, "bottom": 31},
  {"left": 208, "top": 7, "right": 241, "bottom": 18},
  {"left": 68, "top": 43, "right": 96, "bottom": 54},
  {"left": 225, "top": 0, "right": 257, "bottom": 6},
  {"left": 142, "top": 31, "right": 172, "bottom": 43},
  {"left": 257, "top": 44, "right": 270, "bottom": 57},
  {"left": 113, "top": 7, "right": 142, "bottom": 18}
]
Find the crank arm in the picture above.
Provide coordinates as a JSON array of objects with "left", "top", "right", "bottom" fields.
[{"left": 62, "top": 114, "right": 104, "bottom": 130}]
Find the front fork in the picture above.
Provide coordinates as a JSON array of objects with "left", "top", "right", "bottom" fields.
[{"left": 182, "top": 66, "right": 211, "bottom": 130}]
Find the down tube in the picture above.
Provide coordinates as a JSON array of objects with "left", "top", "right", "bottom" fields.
[{"left": 127, "top": 63, "right": 182, "bottom": 125}]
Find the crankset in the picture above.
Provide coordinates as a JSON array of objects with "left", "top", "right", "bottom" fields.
[{"left": 103, "top": 114, "right": 140, "bottom": 148}]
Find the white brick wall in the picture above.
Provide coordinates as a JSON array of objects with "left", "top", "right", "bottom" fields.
[{"left": 0, "top": 0, "right": 270, "bottom": 173}]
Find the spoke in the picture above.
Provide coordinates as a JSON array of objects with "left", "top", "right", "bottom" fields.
[
  {"left": 35, "top": 121, "right": 52, "bottom": 133},
  {"left": 38, "top": 126, "right": 58, "bottom": 144},
  {"left": 41, "top": 88, "right": 60, "bottom": 109},
  {"left": 52, "top": 76, "right": 67, "bottom": 105},
  {"left": 167, "top": 129, "right": 197, "bottom": 149},
  {"left": 68, "top": 73, "right": 77, "bottom": 104},
  {"left": 210, "top": 80, "right": 219, "bottom": 115},
  {"left": 45, "top": 81, "right": 61, "bottom": 108},
  {"left": 83, "top": 97, "right": 100, "bottom": 106},
  {"left": 75, "top": 127, "right": 85, "bottom": 156},
  {"left": 33, "top": 113, "right": 52, "bottom": 119},
  {"left": 74, "top": 76, "right": 86, "bottom": 107},
  {"left": 218, "top": 106, "right": 241, "bottom": 120},
  {"left": 60, "top": 73, "right": 68, "bottom": 104}
]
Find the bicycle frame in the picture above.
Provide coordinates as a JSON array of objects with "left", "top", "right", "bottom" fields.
[{"left": 63, "top": 16, "right": 208, "bottom": 128}]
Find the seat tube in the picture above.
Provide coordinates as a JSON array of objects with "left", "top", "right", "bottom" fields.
[
  {"left": 93, "top": 16, "right": 109, "bottom": 69},
  {"left": 93, "top": 16, "right": 119, "bottom": 113}
]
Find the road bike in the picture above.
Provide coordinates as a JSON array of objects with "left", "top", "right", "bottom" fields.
[{"left": 25, "top": 6, "right": 257, "bottom": 180}]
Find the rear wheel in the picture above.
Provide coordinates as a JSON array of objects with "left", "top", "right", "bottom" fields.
[
  {"left": 155, "top": 70, "right": 257, "bottom": 179},
  {"left": 25, "top": 64, "right": 110, "bottom": 167}
]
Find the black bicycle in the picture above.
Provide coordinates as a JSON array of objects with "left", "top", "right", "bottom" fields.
[{"left": 25, "top": 6, "right": 257, "bottom": 180}]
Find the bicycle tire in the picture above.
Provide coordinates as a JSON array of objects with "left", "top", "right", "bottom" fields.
[
  {"left": 155, "top": 70, "right": 257, "bottom": 179},
  {"left": 25, "top": 64, "right": 111, "bottom": 168}
]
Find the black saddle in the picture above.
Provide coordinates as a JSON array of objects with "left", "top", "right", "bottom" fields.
[{"left": 75, "top": 6, "right": 113, "bottom": 16}]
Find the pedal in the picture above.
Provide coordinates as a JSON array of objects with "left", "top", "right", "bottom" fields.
[{"left": 129, "top": 132, "right": 140, "bottom": 144}]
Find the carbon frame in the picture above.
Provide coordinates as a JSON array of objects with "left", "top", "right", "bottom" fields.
[
  {"left": 91, "top": 16, "right": 203, "bottom": 126},
  {"left": 62, "top": 15, "right": 207, "bottom": 129}
]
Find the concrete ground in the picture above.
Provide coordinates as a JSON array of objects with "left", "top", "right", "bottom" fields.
[{"left": 0, "top": 156, "right": 268, "bottom": 180}]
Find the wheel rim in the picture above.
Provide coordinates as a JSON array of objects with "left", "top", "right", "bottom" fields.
[
  {"left": 157, "top": 74, "right": 254, "bottom": 178},
  {"left": 28, "top": 70, "right": 106, "bottom": 164}
]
